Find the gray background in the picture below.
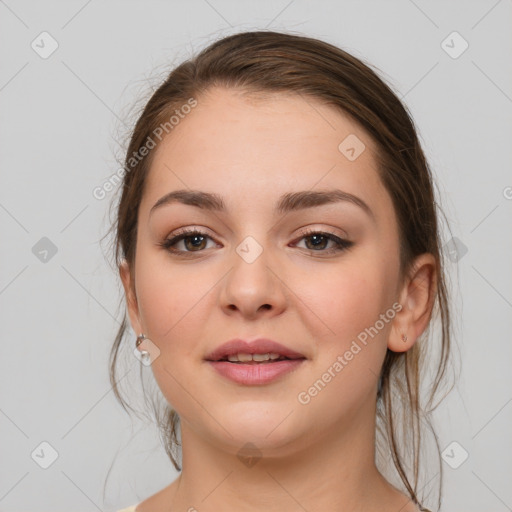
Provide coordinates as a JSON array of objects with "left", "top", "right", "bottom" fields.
[{"left": 1, "top": 1, "right": 511, "bottom": 511}]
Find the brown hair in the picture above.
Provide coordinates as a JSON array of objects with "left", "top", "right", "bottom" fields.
[{"left": 104, "top": 30, "right": 455, "bottom": 511}]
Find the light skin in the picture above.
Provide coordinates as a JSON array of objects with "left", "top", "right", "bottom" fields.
[{"left": 120, "top": 86, "right": 436, "bottom": 512}]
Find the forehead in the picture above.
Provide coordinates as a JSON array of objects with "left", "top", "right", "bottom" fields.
[{"left": 141, "top": 87, "right": 391, "bottom": 221}]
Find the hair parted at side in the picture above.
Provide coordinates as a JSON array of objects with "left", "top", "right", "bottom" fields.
[{"left": 103, "top": 29, "right": 455, "bottom": 512}]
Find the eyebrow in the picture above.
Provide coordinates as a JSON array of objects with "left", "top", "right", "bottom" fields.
[{"left": 149, "top": 188, "right": 374, "bottom": 220}]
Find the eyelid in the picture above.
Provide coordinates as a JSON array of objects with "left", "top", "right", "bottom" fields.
[
  {"left": 171, "top": 225, "right": 216, "bottom": 238},
  {"left": 294, "top": 224, "right": 349, "bottom": 239},
  {"left": 165, "top": 226, "right": 219, "bottom": 245}
]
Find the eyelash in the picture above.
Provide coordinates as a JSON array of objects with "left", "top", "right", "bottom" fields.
[{"left": 158, "top": 227, "right": 354, "bottom": 257}]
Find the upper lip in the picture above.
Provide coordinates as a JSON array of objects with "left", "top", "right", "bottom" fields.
[{"left": 205, "top": 338, "right": 306, "bottom": 362}]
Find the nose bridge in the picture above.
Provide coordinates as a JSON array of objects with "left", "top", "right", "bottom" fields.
[{"left": 220, "top": 233, "right": 286, "bottom": 316}]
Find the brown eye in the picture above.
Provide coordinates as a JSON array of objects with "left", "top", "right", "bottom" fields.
[
  {"left": 182, "top": 234, "right": 208, "bottom": 251},
  {"left": 159, "top": 229, "right": 216, "bottom": 254},
  {"left": 304, "top": 233, "right": 330, "bottom": 250},
  {"left": 294, "top": 230, "right": 353, "bottom": 255}
]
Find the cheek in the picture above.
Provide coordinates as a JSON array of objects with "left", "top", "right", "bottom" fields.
[
  {"left": 134, "top": 253, "right": 212, "bottom": 345},
  {"left": 290, "top": 268, "right": 393, "bottom": 417},
  {"left": 133, "top": 258, "right": 213, "bottom": 411},
  {"left": 297, "top": 262, "right": 387, "bottom": 340},
  {"left": 293, "top": 256, "right": 395, "bottom": 383}
]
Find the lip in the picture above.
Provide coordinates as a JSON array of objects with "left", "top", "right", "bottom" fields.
[
  {"left": 207, "top": 359, "right": 305, "bottom": 385},
  {"left": 204, "top": 338, "right": 306, "bottom": 362},
  {"left": 204, "top": 338, "right": 307, "bottom": 386}
]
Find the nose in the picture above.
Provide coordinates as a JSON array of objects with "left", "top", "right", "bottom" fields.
[{"left": 219, "top": 241, "right": 288, "bottom": 320}]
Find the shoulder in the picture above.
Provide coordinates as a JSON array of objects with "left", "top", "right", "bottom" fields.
[{"left": 129, "top": 480, "right": 178, "bottom": 512}]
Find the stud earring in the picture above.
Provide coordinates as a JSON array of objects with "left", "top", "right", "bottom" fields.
[
  {"left": 401, "top": 333, "right": 408, "bottom": 343},
  {"left": 136, "top": 333, "right": 151, "bottom": 364}
]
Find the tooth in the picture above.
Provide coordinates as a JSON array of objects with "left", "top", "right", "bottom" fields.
[
  {"left": 224, "top": 352, "right": 285, "bottom": 363},
  {"left": 252, "top": 353, "right": 270, "bottom": 362}
]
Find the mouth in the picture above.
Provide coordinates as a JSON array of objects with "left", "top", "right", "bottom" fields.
[
  {"left": 213, "top": 354, "right": 301, "bottom": 365},
  {"left": 204, "top": 338, "right": 307, "bottom": 385},
  {"left": 204, "top": 338, "right": 307, "bottom": 363}
]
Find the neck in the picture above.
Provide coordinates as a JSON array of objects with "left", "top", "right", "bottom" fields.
[{"left": 168, "top": 399, "right": 405, "bottom": 512}]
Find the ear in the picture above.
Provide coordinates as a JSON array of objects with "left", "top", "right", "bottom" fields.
[
  {"left": 119, "top": 259, "right": 143, "bottom": 336},
  {"left": 388, "top": 253, "right": 437, "bottom": 353}
]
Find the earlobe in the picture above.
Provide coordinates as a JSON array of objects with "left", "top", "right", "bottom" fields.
[
  {"left": 119, "top": 259, "right": 142, "bottom": 336},
  {"left": 388, "top": 253, "right": 437, "bottom": 353}
]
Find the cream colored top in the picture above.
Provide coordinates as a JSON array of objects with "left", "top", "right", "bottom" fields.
[{"left": 116, "top": 504, "right": 431, "bottom": 512}]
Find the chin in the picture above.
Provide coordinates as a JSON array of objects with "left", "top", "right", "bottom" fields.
[{"left": 213, "top": 406, "right": 306, "bottom": 447}]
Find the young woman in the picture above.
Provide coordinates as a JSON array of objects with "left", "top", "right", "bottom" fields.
[{"left": 109, "top": 30, "right": 453, "bottom": 512}]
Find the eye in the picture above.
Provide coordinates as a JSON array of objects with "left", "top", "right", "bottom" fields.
[
  {"left": 158, "top": 227, "right": 353, "bottom": 257},
  {"left": 158, "top": 228, "right": 217, "bottom": 255},
  {"left": 293, "top": 229, "right": 353, "bottom": 255}
]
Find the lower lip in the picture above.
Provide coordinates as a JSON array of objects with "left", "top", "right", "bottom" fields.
[{"left": 206, "top": 359, "right": 305, "bottom": 385}]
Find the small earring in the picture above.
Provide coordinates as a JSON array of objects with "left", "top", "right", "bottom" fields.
[
  {"left": 136, "top": 333, "right": 145, "bottom": 347},
  {"left": 136, "top": 333, "right": 151, "bottom": 364},
  {"left": 401, "top": 333, "right": 408, "bottom": 343}
]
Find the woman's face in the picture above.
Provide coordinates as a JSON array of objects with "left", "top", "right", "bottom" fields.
[{"left": 121, "top": 87, "right": 405, "bottom": 456}]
